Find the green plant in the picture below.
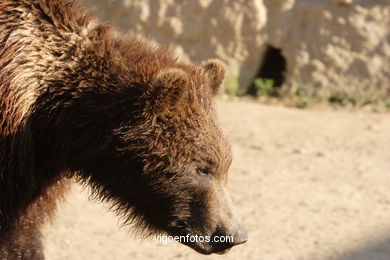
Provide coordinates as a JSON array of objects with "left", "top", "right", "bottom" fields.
[
  {"left": 224, "top": 75, "right": 239, "bottom": 96},
  {"left": 253, "top": 78, "right": 275, "bottom": 96}
]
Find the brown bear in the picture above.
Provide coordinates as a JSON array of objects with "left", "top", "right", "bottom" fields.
[{"left": 0, "top": 0, "right": 247, "bottom": 259}]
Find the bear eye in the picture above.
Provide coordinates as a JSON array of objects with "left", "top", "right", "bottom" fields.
[{"left": 196, "top": 167, "right": 210, "bottom": 176}]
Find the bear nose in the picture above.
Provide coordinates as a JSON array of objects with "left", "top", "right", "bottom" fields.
[
  {"left": 232, "top": 226, "right": 248, "bottom": 246},
  {"left": 211, "top": 226, "right": 247, "bottom": 254}
]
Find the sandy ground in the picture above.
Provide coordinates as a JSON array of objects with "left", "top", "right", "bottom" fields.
[{"left": 42, "top": 99, "right": 390, "bottom": 260}]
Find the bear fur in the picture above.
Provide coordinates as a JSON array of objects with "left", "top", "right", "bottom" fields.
[{"left": 0, "top": 0, "right": 246, "bottom": 259}]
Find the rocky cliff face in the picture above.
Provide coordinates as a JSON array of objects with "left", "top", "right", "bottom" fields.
[
  {"left": 77, "top": 0, "right": 390, "bottom": 99},
  {"left": 265, "top": 0, "right": 390, "bottom": 101}
]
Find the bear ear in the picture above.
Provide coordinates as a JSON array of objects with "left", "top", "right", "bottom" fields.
[
  {"left": 147, "top": 68, "right": 188, "bottom": 116},
  {"left": 203, "top": 58, "right": 226, "bottom": 95}
]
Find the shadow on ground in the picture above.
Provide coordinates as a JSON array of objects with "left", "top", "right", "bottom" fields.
[{"left": 335, "top": 236, "right": 390, "bottom": 260}]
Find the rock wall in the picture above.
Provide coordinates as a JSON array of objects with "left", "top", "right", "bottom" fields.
[
  {"left": 76, "top": 0, "right": 390, "bottom": 98},
  {"left": 265, "top": 0, "right": 390, "bottom": 100}
]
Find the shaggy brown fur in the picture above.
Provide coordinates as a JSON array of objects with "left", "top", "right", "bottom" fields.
[{"left": 0, "top": 0, "right": 246, "bottom": 258}]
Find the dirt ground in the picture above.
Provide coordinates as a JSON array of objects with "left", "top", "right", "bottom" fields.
[{"left": 42, "top": 99, "right": 390, "bottom": 260}]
